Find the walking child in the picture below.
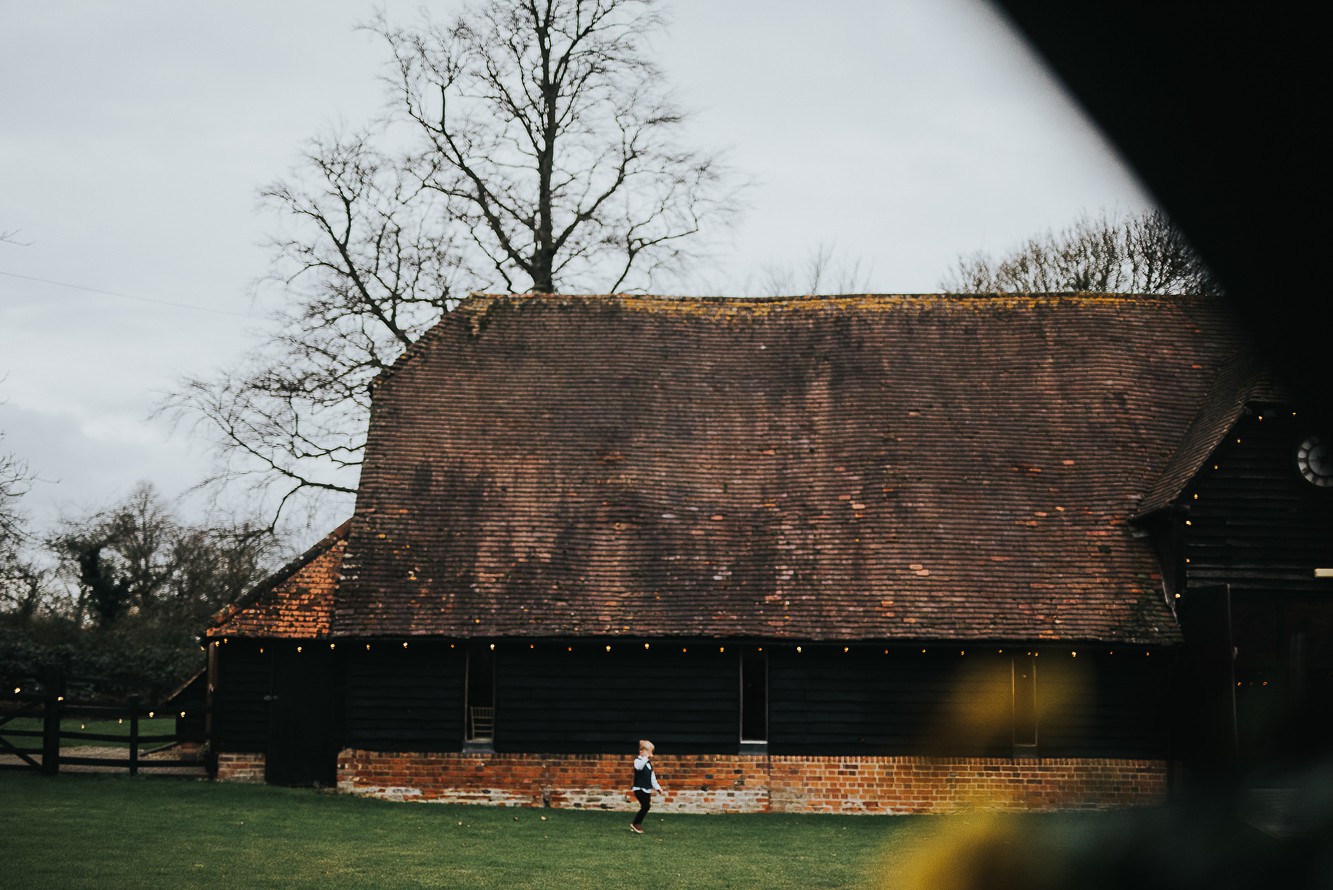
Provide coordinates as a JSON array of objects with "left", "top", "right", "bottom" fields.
[{"left": 629, "top": 739, "right": 664, "bottom": 833}]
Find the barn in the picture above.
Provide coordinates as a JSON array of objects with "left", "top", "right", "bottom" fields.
[{"left": 203, "top": 293, "right": 1333, "bottom": 813}]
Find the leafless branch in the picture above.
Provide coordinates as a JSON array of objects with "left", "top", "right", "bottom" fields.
[
  {"left": 940, "top": 209, "right": 1223, "bottom": 295},
  {"left": 167, "top": 0, "right": 736, "bottom": 524},
  {"left": 751, "top": 242, "right": 872, "bottom": 297}
]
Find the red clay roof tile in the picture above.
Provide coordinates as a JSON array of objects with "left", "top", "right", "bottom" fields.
[
  {"left": 208, "top": 521, "right": 348, "bottom": 639},
  {"left": 326, "top": 294, "right": 1258, "bottom": 645}
]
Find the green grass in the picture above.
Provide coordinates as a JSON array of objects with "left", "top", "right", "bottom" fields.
[
  {"left": 0, "top": 716, "right": 177, "bottom": 749},
  {"left": 1, "top": 771, "right": 1313, "bottom": 889},
  {"left": 0, "top": 771, "right": 949, "bottom": 889}
]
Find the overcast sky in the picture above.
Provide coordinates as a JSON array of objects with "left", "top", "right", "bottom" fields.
[{"left": 0, "top": 0, "right": 1153, "bottom": 547}]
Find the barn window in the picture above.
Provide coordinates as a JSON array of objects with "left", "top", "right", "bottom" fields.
[
  {"left": 740, "top": 650, "right": 768, "bottom": 744},
  {"left": 466, "top": 644, "right": 495, "bottom": 744},
  {"left": 1013, "top": 653, "right": 1038, "bottom": 748}
]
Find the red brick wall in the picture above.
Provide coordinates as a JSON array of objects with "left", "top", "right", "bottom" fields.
[
  {"left": 216, "top": 753, "right": 266, "bottom": 783},
  {"left": 335, "top": 749, "right": 1167, "bottom": 814}
]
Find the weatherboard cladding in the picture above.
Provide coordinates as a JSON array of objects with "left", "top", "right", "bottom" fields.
[{"left": 333, "top": 293, "right": 1251, "bottom": 645}]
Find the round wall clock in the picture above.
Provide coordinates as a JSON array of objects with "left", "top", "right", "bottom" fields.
[{"left": 1297, "top": 435, "right": 1333, "bottom": 488}]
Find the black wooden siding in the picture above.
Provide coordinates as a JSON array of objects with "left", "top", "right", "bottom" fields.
[
  {"left": 1172, "top": 404, "right": 1333, "bottom": 766},
  {"left": 166, "top": 671, "right": 208, "bottom": 744},
  {"left": 495, "top": 645, "right": 738, "bottom": 754},
  {"left": 768, "top": 647, "right": 1168, "bottom": 757},
  {"left": 770, "top": 649, "right": 970, "bottom": 755},
  {"left": 492, "top": 643, "right": 1163, "bottom": 758},
  {"left": 214, "top": 640, "right": 1167, "bottom": 759},
  {"left": 1037, "top": 652, "right": 1169, "bottom": 758},
  {"left": 213, "top": 641, "right": 270, "bottom": 753},
  {"left": 343, "top": 642, "right": 465, "bottom": 752},
  {"left": 1180, "top": 405, "right": 1333, "bottom": 596}
]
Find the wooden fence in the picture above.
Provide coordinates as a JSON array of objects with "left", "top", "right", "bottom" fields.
[{"left": 0, "top": 669, "right": 202, "bottom": 776}]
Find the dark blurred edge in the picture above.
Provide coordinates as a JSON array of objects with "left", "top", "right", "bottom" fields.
[
  {"left": 984, "top": 5, "right": 1333, "bottom": 880},
  {"left": 992, "top": 1, "right": 1329, "bottom": 423}
]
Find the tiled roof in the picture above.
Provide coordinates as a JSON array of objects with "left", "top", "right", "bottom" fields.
[
  {"left": 1135, "top": 354, "right": 1289, "bottom": 517},
  {"left": 334, "top": 294, "right": 1258, "bottom": 645},
  {"left": 208, "top": 520, "right": 349, "bottom": 639}
]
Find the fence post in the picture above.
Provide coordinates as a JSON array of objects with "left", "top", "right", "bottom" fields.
[
  {"left": 128, "top": 695, "right": 141, "bottom": 776},
  {"left": 41, "top": 665, "right": 64, "bottom": 776},
  {"left": 206, "top": 641, "right": 218, "bottom": 778}
]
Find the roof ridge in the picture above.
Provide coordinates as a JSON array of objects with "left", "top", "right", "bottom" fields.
[
  {"left": 464, "top": 291, "right": 1210, "bottom": 306},
  {"left": 368, "top": 292, "right": 1220, "bottom": 390}
]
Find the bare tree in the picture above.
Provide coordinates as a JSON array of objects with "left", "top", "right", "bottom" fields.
[
  {"left": 167, "top": 0, "right": 737, "bottom": 523},
  {"left": 0, "top": 440, "right": 28, "bottom": 551},
  {"left": 48, "top": 482, "right": 279, "bottom": 631},
  {"left": 0, "top": 438, "right": 35, "bottom": 611},
  {"left": 1, "top": 386, "right": 40, "bottom": 615},
  {"left": 751, "top": 242, "right": 871, "bottom": 297},
  {"left": 373, "top": 0, "right": 734, "bottom": 293},
  {"left": 941, "top": 209, "right": 1222, "bottom": 295},
  {"left": 0, "top": 483, "right": 280, "bottom": 696},
  {"left": 166, "top": 131, "right": 458, "bottom": 517}
]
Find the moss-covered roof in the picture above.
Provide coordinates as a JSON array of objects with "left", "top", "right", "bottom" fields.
[{"left": 314, "top": 293, "right": 1259, "bottom": 645}]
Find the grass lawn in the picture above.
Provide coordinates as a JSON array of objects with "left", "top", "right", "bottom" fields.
[
  {"left": 0, "top": 771, "right": 1318, "bottom": 889},
  {"left": 0, "top": 771, "right": 948, "bottom": 889}
]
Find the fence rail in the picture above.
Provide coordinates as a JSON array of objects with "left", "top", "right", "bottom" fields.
[
  {"left": 0, "top": 692, "right": 46, "bottom": 772},
  {"left": 0, "top": 668, "right": 203, "bottom": 776}
]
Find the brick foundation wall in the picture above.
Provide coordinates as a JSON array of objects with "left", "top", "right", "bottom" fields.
[
  {"left": 216, "top": 753, "right": 266, "bottom": 783},
  {"left": 336, "top": 750, "right": 1167, "bottom": 814}
]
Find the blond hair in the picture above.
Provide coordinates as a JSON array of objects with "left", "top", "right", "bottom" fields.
[{"left": 638, "top": 739, "right": 654, "bottom": 753}]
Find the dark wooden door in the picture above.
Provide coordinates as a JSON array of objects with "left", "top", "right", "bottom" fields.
[
  {"left": 1177, "top": 585, "right": 1237, "bottom": 789},
  {"left": 1231, "top": 590, "right": 1333, "bottom": 769},
  {"left": 266, "top": 647, "right": 337, "bottom": 787}
]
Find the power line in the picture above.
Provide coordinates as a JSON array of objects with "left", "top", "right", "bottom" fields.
[{"left": 0, "top": 269, "right": 266, "bottom": 320}]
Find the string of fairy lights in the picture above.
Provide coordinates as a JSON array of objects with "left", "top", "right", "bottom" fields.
[
  {"left": 6, "top": 410, "right": 1309, "bottom": 731},
  {"left": 206, "top": 637, "right": 1152, "bottom": 660},
  {"left": 1173, "top": 408, "right": 1300, "bottom": 690},
  {"left": 192, "top": 414, "right": 1328, "bottom": 696},
  {"left": 3, "top": 689, "right": 181, "bottom": 722}
]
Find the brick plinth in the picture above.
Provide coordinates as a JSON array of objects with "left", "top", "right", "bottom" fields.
[
  {"left": 216, "top": 753, "right": 266, "bottom": 783},
  {"left": 336, "top": 750, "right": 1166, "bottom": 814}
]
